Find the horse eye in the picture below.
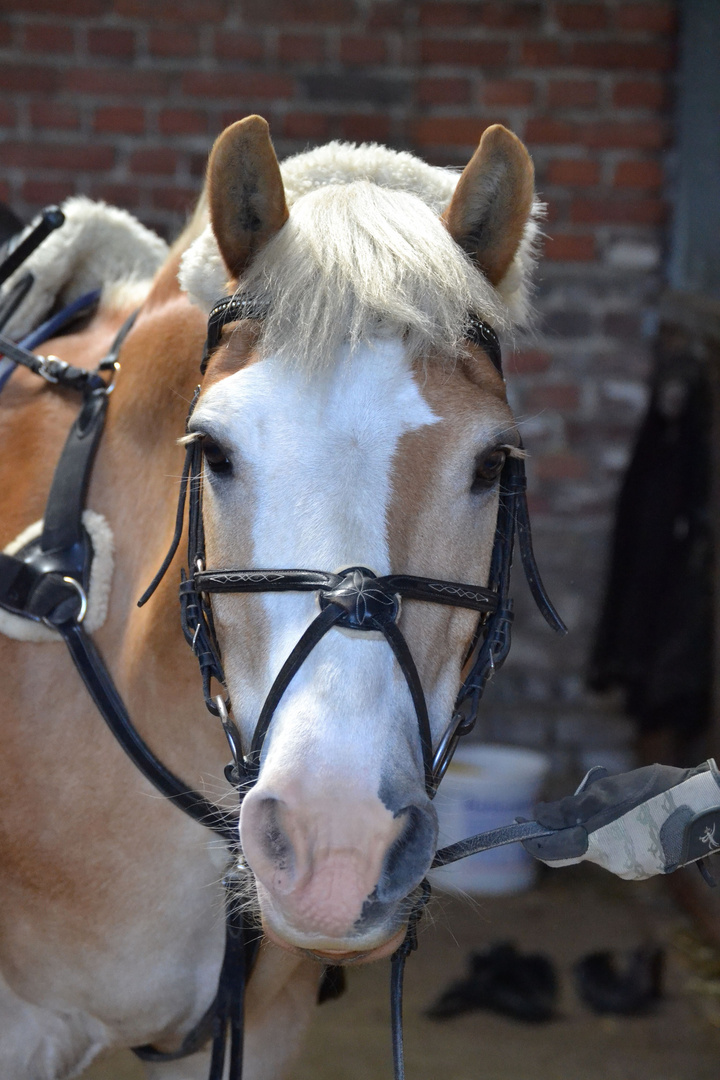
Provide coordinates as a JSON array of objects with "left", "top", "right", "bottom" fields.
[
  {"left": 471, "top": 448, "right": 507, "bottom": 492},
  {"left": 200, "top": 435, "right": 232, "bottom": 475}
]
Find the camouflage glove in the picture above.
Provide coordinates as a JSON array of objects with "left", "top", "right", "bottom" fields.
[{"left": 523, "top": 760, "right": 720, "bottom": 881}]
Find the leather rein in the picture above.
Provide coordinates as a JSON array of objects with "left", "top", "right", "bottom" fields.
[{"left": 0, "top": 220, "right": 565, "bottom": 1079}]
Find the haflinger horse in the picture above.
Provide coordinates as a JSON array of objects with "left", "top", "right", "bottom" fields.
[{"left": 0, "top": 116, "right": 542, "bottom": 1078}]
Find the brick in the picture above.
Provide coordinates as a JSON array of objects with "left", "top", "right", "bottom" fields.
[
  {"left": 484, "top": 79, "right": 535, "bottom": 107},
  {"left": 158, "top": 108, "right": 208, "bottom": 136},
  {"left": 149, "top": 28, "right": 201, "bottom": 58},
  {"left": 241, "top": 0, "right": 355, "bottom": 23},
  {"left": 114, "top": 0, "right": 226, "bottom": 19},
  {"left": 571, "top": 196, "right": 667, "bottom": 225},
  {"left": 571, "top": 42, "right": 673, "bottom": 70},
  {"left": 23, "top": 23, "right": 75, "bottom": 54},
  {"left": 412, "top": 117, "right": 494, "bottom": 147},
  {"left": 555, "top": 3, "right": 608, "bottom": 30},
  {"left": 151, "top": 185, "right": 200, "bottom": 213},
  {"left": 129, "top": 148, "right": 178, "bottom": 175},
  {"left": 612, "top": 79, "right": 667, "bottom": 109},
  {"left": 480, "top": 2, "right": 542, "bottom": 29},
  {"left": 64, "top": 69, "right": 169, "bottom": 95},
  {"left": 2, "top": 143, "right": 115, "bottom": 170},
  {"left": 94, "top": 105, "right": 145, "bottom": 134},
  {"left": 182, "top": 72, "right": 294, "bottom": 99},
  {"left": 277, "top": 34, "right": 324, "bottom": 63},
  {"left": 524, "top": 118, "right": 577, "bottom": 144},
  {"left": 602, "top": 311, "right": 643, "bottom": 338},
  {"left": 521, "top": 40, "right": 566, "bottom": 66},
  {"left": 546, "top": 159, "right": 600, "bottom": 186},
  {"left": 338, "top": 114, "right": 391, "bottom": 142},
  {"left": 534, "top": 452, "right": 588, "bottom": 481},
  {"left": 339, "top": 35, "right": 387, "bottom": 65},
  {"left": 91, "top": 181, "right": 142, "bottom": 207},
  {"left": 0, "top": 64, "right": 58, "bottom": 93},
  {"left": 615, "top": 3, "right": 675, "bottom": 33},
  {"left": 302, "top": 74, "right": 409, "bottom": 106},
  {"left": 420, "top": 40, "right": 510, "bottom": 65},
  {"left": 283, "top": 112, "right": 330, "bottom": 139},
  {"left": 189, "top": 153, "right": 211, "bottom": 178},
  {"left": 580, "top": 119, "right": 666, "bottom": 149},
  {"left": 547, "top": 80, "right": 599, "bottom": 109},
  {"left": 419, "top": 2, "right": 479, "bottom": 27},
  {"left": 22, "top": 179, "right": 77, "bottom": 205},
  {"left": 0, "top": 102, "right": 16, "bottom": 127},
  {"left": 525, "top": 384, "right": 581, "bottom": 411},
  {"left": 213, "top": 30, "right": 265, "bottom": 62},
  {"left": 15, "top": 0, "right": 108, "bottom": 12},
  {"left": 417, "top": 77, "right": 472, "bottom": 106},
  {"left": 87, "top": 27, "right": 135, "bottom": 57},
  {"left": 543, "top": 233, "right": 596, "bottom": 260},
  {"left": 0, "top": 181, "right": 11, "bottom": 204},
  {"left": 509, "top": 349, "right": 552, "bottom": 374},
  {"left": 614, "top": 159, "right": 663, "bottom": 189},
  {"left": 367, "top": 2, "right": 406, "bottom": 30},
  {"left": 29, "top": 101, "right": 80, "bottom": 131}
]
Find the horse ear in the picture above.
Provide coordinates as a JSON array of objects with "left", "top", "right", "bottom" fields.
[
  {"left": 442, "top": 124, "right": 535, "bottom": 288},
  {"left": 207, "top": 115, "right": 288, "bottom": 278}
]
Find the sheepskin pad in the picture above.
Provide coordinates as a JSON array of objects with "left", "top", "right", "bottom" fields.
[
  {"left": 1, "top": 195, "right": 168, "bottom": 340},
  {"left": 0, "top": 511, "right": 115, "bottom": 643}
]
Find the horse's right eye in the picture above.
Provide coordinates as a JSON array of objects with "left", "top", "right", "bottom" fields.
[{"left": 200, "top": 435, "right": 232, "bottom": 475}]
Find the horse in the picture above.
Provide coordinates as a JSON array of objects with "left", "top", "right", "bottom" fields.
[{"left": 0, "top": 115, "right": 542, "bottom": 1078}]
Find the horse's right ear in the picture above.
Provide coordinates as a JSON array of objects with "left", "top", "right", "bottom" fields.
[{"left": 207, "top": 115, "right": 288, "bottom": 279}]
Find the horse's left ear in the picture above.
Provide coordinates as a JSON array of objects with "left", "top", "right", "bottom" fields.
[
  {"left": 207, "top": 115, "right": 289, "bottom": 278},
  {"left": 442, "top": 124, "right": 535, "bottom": 288}
]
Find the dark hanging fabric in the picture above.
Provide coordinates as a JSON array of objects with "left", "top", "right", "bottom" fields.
[{"left": 588, "top": 350, "right": 713, "bottom": 739}]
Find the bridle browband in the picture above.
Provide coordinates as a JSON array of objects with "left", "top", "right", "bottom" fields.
[{"left": 0, "top": 233, "right": 565, "bottom": 1080}]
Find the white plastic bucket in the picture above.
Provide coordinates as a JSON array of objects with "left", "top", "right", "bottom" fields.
[{"left": 430, "top": 744, "right": 550, "bottom": 895}]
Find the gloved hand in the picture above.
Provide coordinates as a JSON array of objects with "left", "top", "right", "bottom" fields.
[{"left": 522, "top": 760, "right": 720, "bottom": 881}]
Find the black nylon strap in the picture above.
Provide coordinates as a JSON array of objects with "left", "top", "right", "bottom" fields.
[
  {"left": 40, "top": 391, "right": 108, "bottom": 552},
  {"left": 0, "top": 331, "right": 107, "bottom": 393},
  {"left": 0, "top": 205, "right": 65, "bottom": 288},
  {"left": 57, "top": 621, "right": 237, "bottom": 842}
]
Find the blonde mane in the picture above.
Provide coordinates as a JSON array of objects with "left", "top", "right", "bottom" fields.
[{"left": 179, "top": 140, "right": 541, "bottom": 370}]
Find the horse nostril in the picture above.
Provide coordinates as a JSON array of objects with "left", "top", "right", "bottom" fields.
[
  {"left": 377, "top": 803, "right": 437, "bottom": 903},
  {"left": 242, "top": 795, "right": 294, "bottom": 877}
]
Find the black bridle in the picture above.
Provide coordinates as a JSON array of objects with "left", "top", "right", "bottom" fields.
[
  {"left": 0, "top": 228, "right": 565, "bottom": 1080},
  {"left": 135, "top": 294, "right": 567, "bottom": 1079}
]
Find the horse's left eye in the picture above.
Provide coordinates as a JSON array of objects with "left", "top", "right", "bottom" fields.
[
  {"left": 201, "top": 435, "right": 232, "bottom": 475},
  {"left": 471, "top": 448, "right": 507, "bottom": 491}
]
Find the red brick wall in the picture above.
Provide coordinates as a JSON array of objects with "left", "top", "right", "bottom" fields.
[{"left": 0, "top": 0, "right": 676, "bottom": 775}]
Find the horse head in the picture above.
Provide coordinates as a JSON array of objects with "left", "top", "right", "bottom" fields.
[{"left": 183, "top": 116, "right": 538, "bottom": 962}]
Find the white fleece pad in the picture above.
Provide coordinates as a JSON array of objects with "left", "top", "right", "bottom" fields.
[
  {"left": 1, "top": 195, "right": 168, "bottom": 340},
  {"left": 0, "top": 510, "right": 114, "bottom": 643}
]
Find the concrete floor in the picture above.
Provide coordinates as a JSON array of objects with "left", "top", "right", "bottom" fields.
[{"left": 82, "top": 865, "right": 720, "bottom": 1080}]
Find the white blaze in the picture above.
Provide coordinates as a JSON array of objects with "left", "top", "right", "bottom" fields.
[{"left": 193, "top": 338, "right": 438, "bottom": 782}]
